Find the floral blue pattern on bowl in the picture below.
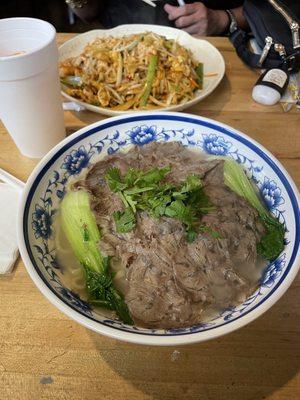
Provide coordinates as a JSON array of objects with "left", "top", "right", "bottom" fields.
[
  {"left": 22, "top": 114, "right": 299, "bottom": 338},
  {"left": 62, "top": 146, "right": 90, "bottom": 176}
]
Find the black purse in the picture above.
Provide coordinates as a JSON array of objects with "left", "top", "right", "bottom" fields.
[{"left": 230, "top": 0, "right": 300, "bottom": 72}]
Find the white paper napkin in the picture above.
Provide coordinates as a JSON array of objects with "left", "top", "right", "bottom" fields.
[
  {"left": 0, "top": 183, "right": 21, "bottom": 274},
  {"left": 62, "top": 102, "right": 86, "bottom": 112}
]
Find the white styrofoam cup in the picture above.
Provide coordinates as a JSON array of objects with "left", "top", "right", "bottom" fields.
[{"left": 0, "top": 18, "right": 66, "bottom": 158}]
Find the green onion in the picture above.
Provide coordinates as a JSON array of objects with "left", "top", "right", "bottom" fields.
[
  {"left": 139, "top": 54, "right": 158, "bottom": 107},
  {"left": 195, "top": 63, "right": 204, "bottom": 90}
]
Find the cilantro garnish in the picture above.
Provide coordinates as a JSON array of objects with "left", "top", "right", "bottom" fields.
[{"left": 105, "top": 166, "right": 219, "bottom": 242}]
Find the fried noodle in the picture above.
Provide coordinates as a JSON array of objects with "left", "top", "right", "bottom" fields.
[{"left": 59, "top": 32, "right": 204, "bottom": 110}]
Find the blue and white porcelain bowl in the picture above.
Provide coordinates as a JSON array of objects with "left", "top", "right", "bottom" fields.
[{"left": 18, "top": 112, "right": 300, "bottom": 345}]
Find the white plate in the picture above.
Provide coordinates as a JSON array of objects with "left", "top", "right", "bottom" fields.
[{"left": 59, "top": 24, "right": 225, "bottom": 116}]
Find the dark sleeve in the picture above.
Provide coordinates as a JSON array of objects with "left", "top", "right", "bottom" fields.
[
  {"left": 100, "top": 0, "right": 245, "bottom": 28},
  {"left": 188, "top": 0, "right": 244, "bottom": 9},
  {"left": 100, "top": 0, "right": 179, "bottom": 28}
]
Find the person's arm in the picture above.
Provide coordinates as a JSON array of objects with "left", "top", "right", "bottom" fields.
[
  {"left": 164, "top": 3, "right": 248, "bottom": 36},
  {"left": 66, "top": 0, "right": 101, "bottom": 22}
]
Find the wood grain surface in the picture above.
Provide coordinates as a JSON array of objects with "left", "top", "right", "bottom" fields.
[{"left": 0, "top": 34, "right": 299, "bottom": 400}]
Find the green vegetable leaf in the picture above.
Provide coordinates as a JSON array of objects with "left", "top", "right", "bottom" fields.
[
  {"left": 136, "top": 166, "right": 171, "bottom": 185},
  {"left": 185, "top": 187, "right": 214, "bottom": 216},
  {"left": 257, "top": 215, "right": 285, "bottom": 260},
  {"left": 61, "top": 190, "right": 103, "bottom": 272},
  {"left": 106, "top": 167, "right": 127, "bottom": 192},
  {"left": 173, "top": 175, "right": 202, "bottom": 200},
  {"left": 82, "top": 225, "right": 90, "bottom": 242},
  {"left": 124, "top": 194, "right": 138, "bottom": 213},
  {"left": 84, "top": 258, "right": 112, "bottom": 300},
  {"left": 179, "top": 174, "right": 202, "bottom": 193},
  {"left": 165, "top": 199, "right": 194, "bottom": 227},
  {"left": 124, "top": 168, "right": 139, "bottom": 186},
  {"left": 124, "top": 186, "right": 155, "bottom": 196},
  {"left": 224, "top": 159, "right": 267, "bottom": 215},
  {"left": 60, "top": 190, "right": 132, "bottom": 324},
  {"left": 186, "top": 228, "right": 198, "bottom": 243},
  {"left": 147, "top": 193, "right": 172, "bottom": 218},
  {"left": 113, "top": 208, "right": 136, "bottom": 233},
  {"left": 85, "top": 257, "right": 133, "bottom": 324},
  {"left": 224, "top": 159, "right": 285, "bottom": 260}
]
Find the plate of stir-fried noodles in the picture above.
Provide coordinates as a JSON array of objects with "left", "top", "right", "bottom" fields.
[{"left": 59, "top": 25, "right": 225, "bottom": 115}]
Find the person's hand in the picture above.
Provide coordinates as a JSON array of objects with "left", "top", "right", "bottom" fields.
[{"left": 164, "top": 2, "right": 229, "bottom": 36}]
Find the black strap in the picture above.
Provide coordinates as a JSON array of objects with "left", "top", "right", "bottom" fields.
[{"left": 229, "top": 28, "right": 282, "bottom": 70}]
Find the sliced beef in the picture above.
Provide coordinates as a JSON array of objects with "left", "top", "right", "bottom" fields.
[{"left": 83, "top": 142, "right": 264, "bottom": 329}]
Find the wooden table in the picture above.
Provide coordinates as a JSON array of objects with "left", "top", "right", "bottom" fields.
[{"left": 0, "top": 34, "right": 299, "bottom": 400}]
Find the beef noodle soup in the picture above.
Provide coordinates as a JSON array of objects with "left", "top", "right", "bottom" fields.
[{"left": 54, "top": 142, "right": 284, "bottom": 329}]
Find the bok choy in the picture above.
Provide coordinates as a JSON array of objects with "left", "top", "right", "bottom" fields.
[
  {"left": 224, "top": 159, "right": 285, "bottom": 261},
  {"left": 60, "top": 190, "right": 133, "bottom": 324}
]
